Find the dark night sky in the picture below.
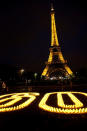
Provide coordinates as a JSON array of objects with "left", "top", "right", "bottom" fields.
[{"left": 0, "top": 0, "right": 87, "bottom": 73}]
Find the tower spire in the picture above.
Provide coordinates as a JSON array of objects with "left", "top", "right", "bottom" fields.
[
  {"left": 50, "top": 2, "right": 59, "bottom": 46},
  {"left": 51, "top": 3, "right": 54, "bottom": 11}
]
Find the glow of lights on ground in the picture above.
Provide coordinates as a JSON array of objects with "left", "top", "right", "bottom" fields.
[
  {"left": 1, "top": 92, "right": 87, "bottom": 114},
  {"left": 0, "top": 92, "right": 40, "bottom": 112}
]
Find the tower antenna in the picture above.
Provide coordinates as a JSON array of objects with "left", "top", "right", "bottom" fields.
[{"left": 51, "top": 0, "right": 55, "bottom": 11}]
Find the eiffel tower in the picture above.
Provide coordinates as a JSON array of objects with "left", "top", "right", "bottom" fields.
[{"left": 42, "top": 4, "right": 73, "bottom": 80}]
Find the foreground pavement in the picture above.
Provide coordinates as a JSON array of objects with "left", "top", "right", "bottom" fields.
[{"left": 0, "top": 86, "right": 87, "bottom": 130}]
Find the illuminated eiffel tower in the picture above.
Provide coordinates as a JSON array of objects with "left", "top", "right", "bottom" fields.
[{"left": 42, "top": 4, "right": 73, "bottom": 80}]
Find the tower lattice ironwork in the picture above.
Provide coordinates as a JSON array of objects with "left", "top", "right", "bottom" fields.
[{"left": 42, "top": 4, "right": 73, "bottom": 79}]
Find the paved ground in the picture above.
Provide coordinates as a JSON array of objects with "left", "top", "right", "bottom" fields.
[{"left": 0, "top": 85, "right": 87, "bottom": 130}]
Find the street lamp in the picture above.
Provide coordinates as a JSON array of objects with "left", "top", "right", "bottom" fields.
[
  {"left": 34, "top": 73, "right": 38, "bottom": 80},
  {"left": 20, "top": 69, "right": 24, "bottom": 75}
]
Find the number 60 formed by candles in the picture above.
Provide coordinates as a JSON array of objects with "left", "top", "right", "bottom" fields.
[{"left": 1, "top": 92, "right": 87, "bottom": 114}]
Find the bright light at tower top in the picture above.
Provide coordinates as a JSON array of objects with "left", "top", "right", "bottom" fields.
[{"left": 51, "top": 3, "right": 54, "bottom": 11}]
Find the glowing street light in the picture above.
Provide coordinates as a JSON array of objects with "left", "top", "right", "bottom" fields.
[
  {"left": 20, "top": 69, "right": 24, "bottom": 75},
  {"left": 34, "top": 73, "right": 38, "bottom": 80}
]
